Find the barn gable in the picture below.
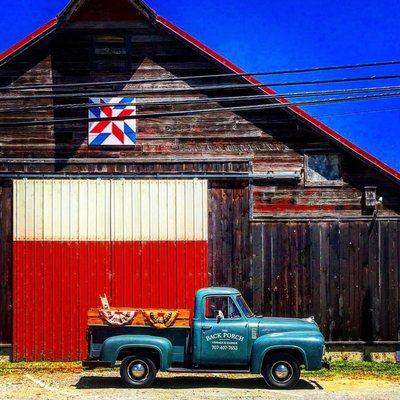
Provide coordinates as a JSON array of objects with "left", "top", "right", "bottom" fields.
[
  {"left": 1, "top": 0, "right": 399, "bottom": 184},
  {"left": 0, "top": 0, "right": 399, "bottom": 359}
]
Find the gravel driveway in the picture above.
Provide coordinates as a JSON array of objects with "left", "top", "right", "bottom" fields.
[{"left": 1, "top": 368, "right": 400, "bottom": 400}]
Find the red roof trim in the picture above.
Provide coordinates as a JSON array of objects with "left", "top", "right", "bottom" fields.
[
  {"left": 0, "top": 18, "right": 58, "bottom": 64},
  {"left": 0, "top": 4, "right": 398, "bottom": 182},
  {"left": 156, "top": 15, "right": 400, "bottom": 182}
]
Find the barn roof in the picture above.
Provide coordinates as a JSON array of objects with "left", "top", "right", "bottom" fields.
[{"left": 1, "top": 0, "right": 399, "bottom": 184}]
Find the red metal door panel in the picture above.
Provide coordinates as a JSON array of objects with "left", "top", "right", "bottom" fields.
[
  {"left": 13, "top": 241, "right": 111, "bottom": 360},
  {"left": 110, "top": 241, "right": 208, "bottom": 310}
]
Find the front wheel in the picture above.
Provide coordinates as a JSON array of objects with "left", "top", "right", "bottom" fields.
[
  {"left": 262, "top": 353, "right": 300, "bottom": 389},
  {"left": 120, "top": 356, "right": 157, "bottom": 388}
]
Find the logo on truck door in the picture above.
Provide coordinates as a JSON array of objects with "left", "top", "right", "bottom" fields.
[
  {"left": 206, "top": 332, "right": 245, "bottom": 342},
  {"left": 205, "top": 330, "right": 245, "bottom": 351}
]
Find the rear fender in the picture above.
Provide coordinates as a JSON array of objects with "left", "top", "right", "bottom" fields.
[
  {"left": 100, "top": 335, "right": 173, "bottom": 370},
  {"left": 250, "top": 331, "right": 324, "bottom": 373}
]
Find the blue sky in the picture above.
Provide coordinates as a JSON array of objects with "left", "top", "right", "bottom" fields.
[{"left": 1, "top": 0, "right": 400, "bottom": 171}]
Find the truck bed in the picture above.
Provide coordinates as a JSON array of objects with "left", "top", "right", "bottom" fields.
[{"left": 88, "top": 325, "right": 191, "bottom": 365}]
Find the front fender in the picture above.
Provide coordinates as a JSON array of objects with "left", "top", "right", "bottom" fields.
[
  {"left": 100, "top": 335, "right": 173, "bottom": 370},
  {"left": 250, "top": 331, "right": 325, "bottom": 373}
]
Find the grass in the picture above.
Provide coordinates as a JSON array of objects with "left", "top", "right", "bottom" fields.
[
  {"left": 0, "top": 361, "right": 82, "bottom": 375},
  {"left": 303, "top": 361, "right": 400, "bottom": 380},
  {"left": 0, "top": 360, "right": 399, "bottom": 378}
]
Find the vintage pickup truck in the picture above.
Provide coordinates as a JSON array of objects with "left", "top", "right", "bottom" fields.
[{"left": 83, "top": 287, "right": 328, "bottom": 389}]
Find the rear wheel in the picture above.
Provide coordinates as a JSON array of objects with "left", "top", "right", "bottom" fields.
[
  {"left": 262, "top": 353, "right": 300, "bottom": 389},
  {"left": 120, "top": 356, "right": 157, "bottom": 388}
]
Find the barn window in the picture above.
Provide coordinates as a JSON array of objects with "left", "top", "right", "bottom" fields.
[
  {"left": 92, "top": 35, "right": 129, "bottom": 72},
  {"left": 305, "top": 153, "right": 342, "bottom": 184}
]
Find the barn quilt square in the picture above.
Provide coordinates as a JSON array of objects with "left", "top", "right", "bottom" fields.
[{"left": 88, "top": 97, "right": 137, "bottom": 146}]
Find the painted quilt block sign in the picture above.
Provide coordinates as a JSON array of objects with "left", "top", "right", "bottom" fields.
[{"left": 88, "top": 97, "right": 137, "bottom": 145}]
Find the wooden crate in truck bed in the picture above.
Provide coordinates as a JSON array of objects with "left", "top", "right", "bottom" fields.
[{"left": 88, "top": 308, "right": 191, "bottom": 329}]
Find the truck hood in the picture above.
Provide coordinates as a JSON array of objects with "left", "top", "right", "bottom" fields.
[{"left": 257, "top": 317, "right": 321, "bottom": 336}]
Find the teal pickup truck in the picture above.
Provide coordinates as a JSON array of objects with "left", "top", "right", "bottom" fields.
[{"left": 83, "top": 287, "right": 328, "bottom": 389}]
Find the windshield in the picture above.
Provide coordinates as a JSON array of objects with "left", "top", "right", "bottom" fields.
[{"left": 236, "top": 295, "right": 254, "bottom": 317}]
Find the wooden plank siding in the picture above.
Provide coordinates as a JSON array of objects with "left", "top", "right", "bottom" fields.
[
  {"left": 250, "top": 220, "right": 400, "bottom": 341},
  {"left": 0, "top": 180, "right": 12, "bottom": 344},
  {"left": 208, "top": 181, "right": 250, "bottom": 300}
]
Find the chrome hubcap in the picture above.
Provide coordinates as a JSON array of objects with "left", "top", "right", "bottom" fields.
[
  {"left": 271, "top": 362, "right": 292, "bottom": 383},
  {"left": 129, "top": 361, "right": 147, "bottom": 380}
]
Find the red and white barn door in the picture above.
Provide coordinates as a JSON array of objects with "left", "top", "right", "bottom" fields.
[{"left": 13, "top": 179, "right": 208, "bottom": 361}]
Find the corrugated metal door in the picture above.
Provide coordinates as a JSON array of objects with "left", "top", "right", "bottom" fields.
[{"left": 13, "top": 179, "right": 208, "bottom": 361}]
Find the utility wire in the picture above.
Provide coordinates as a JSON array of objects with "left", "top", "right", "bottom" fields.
[
  {"left": 1, "top": 84, "right": 400, "bottom": 114},
  {"left": 2, "top": 73, "right": 400, "bottom": 101},
  {"left": 2, "top": 91, "right": 400, "bottom": 128},
  {"left": 2, "top": 59, "right": 400, "bottom": 91}
]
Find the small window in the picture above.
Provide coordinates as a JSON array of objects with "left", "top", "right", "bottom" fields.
[
  {"left": 305, "top": 153, "right": 342, "bottom": 184},
  {"left": 204, "top": 296, "right": 241, "bottom": 319},
  {"left": 92, "top": 35, "right": 129, "bottom": 72}
]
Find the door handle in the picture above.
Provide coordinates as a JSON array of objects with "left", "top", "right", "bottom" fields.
[{"left": 202, "top": 325, "right": 212, "bottom": 331}]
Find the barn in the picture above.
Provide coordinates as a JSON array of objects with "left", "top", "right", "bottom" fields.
[{"left": 0, "top": 0, "right": 399, "bottom": 361}]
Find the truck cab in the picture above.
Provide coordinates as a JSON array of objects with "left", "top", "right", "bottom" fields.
[{"left": 83, "top": 287, "right": 327, "bottom": 389}]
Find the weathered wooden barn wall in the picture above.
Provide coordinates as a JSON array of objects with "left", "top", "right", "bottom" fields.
[
  {"left": 251, "top": 220, "right": 400, "bottom": 342},
  {"left": 0, "top": 0, "right": 400, "bottom": 355},
  {"left": 0, "top": 180, "right": 12, "bottom": 344},
  {"left": 207, "top": 181, "right": 400, "bottom": 342},
  {"left": 208, "top": 181, "right": 251, "bottom": 300}
]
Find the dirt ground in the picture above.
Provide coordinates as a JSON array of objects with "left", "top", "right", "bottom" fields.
[{"left": 1, "top": 364, "right": 400, "bottom": 400}]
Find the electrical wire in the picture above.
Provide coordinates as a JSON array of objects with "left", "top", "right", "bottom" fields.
[
  {"left": 2, "top": 91, "right": 400, "bottom": 128},
  {"left": 1, "top": 84, "right": 400, "bottom": 114},
  {"left": 2, "top": 59, "right": 400, "bottom": 91},
  {"left": 2, "top": 73, "right": 400, "bottom": 101}
]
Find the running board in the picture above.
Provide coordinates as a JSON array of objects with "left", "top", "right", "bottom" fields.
[{"left": 167, "top": 368, "right": 251, "bottom": 374}]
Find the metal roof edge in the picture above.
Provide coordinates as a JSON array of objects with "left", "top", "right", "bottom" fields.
[{"left": 0, "top": 18, "right": 58, "bottom": 67}]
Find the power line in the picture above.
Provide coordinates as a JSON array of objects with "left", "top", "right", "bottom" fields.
[
  {"left": 1, "top": 84, "right": 400, "bottom": 114},
  {"left": 2, "top": 91, "right": 400, "bottom": 128},
  {"left": 2, "top": 59, "right": 400, "bottom": 91},
  {"left": 2, "top": 73, "right": 400, "bottom": 101}
]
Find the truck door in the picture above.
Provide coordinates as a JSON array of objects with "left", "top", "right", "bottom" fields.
[{"left": 200, "top": 295, "right": 249, "bottom": 366}]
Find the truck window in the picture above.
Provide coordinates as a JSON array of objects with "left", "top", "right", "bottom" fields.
[
  {"left": 236, "top": 295, "right": 254, "bottom": 317},
  {"left": 204, "top": 296, "right": 241, "bottom": 319}
]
